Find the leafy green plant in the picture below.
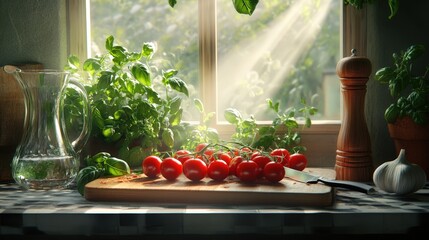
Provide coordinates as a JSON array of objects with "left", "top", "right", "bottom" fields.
[
  {"left": 375, "top": 44, "right": 429, "bottom": 125},
  {"left": 224, "top": 98, "right": 317, "bottom": 153},
  {"left": 180, "top": 99, "right": 220, "bottom": 151},
  {"left": 65, "top": 35, "right": 190, "bottom": 167}
]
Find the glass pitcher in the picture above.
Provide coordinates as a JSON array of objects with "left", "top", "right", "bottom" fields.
[{"left": 4, "top": 66, "right": 91, "bottom": 189}]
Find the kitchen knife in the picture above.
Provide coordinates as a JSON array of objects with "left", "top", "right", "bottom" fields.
[{"left": 285, "top": 167, "right": 376, "bottom": 194}]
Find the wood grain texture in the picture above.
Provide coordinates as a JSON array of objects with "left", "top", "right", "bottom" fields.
[
  {"left": 85, "top": 168, "right": 335, "bottom": 207},
  {"left": 335, "top": 53, "right": 373, "bottom": 182}
]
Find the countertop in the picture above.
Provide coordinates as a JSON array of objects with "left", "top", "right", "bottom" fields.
[{"left": 1, "top": 181, "right": 429, "bottom": 239}]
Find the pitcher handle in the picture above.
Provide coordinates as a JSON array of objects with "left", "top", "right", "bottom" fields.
[{"left": 66, "top": 79, "right": 92, "bottom": 153}]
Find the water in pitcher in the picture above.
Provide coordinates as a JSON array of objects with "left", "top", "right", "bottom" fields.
[
  {"left": 13, "top": 156, "right": 78, "bottom": 189},
  {"left": 4, "top": 66, "right": 91, "bottom": 190}
]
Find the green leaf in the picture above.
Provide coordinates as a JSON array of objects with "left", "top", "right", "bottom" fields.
[
  {"left": 404, "top": 44, "right": 425, "bottom": 61},
  {"left": 122, "top": 106, "right": 133, "bottom": 116},
  {"left": 166, "top": 76, "right": 189, "bottom": 96},
  {"left": 97, "top": 71, "right": 114, "bottom": 89},
  {"left": 305, "top": 117, "right": 312, "bottom": 128},
  {"left": 102, "top": 127, "right": 115, "bottom": 138},
  {"left": 110, "top": 46, "right": 127, "bottom": 60},
  {"left": 114, "top": 109, "right": 127, "bottom": 120},
  {"left": 242, "top": 119, "right": 256, "bottom": 129},
  {"left": 384, "top": 104, "right": 400, "bottom": 123},
  {"left": 76, "top": 166, "right": 103, "bottom": 196},
  {"left": 388, "top": 0, "right": 399, "bottom": 19},
  {"left": 89, "top": 152, "right": 111, "bottom": 164},
  {"left": 86, "top": 151, "right": 110, "bottom": 169},
  {"left": 126, "top": 80, "right": 135, "bottom": 94},
  {"left": 224, "top": 108, "right": 242, "bottom": 124},
  {"left": 92, "top": 107, "right": 105, "bottom": 129},
  {"left": 168, "top": 0, "right": 177, "bottom": 8},
  {"left": 162, "top": 128, "right": 175, "bottom": 149},
  {"left": 252, "top": 134, "right": 274, "bottom": 149},
  {"left": 267, "top": 98, "right": 279, "bottom": 113},
  {"left": 170, "top": 108, "right": 183, "bottom": 126},
  {"left": 105, "top": 35, "right": 114, "bottom": 51},
  {"left": 284, "top": 119, "right": 299, "bottom": 129},
  {"left": 163, "top": 69, "right": 178, "bottom": 79},
  {"left": 128, "top": 52, "right": 142, "bottom": 61},
  {"left": 67, "top": 55, "right": 80, "bottom": 71},
  {"left": 105, "top": 157, "right": 131, "bottom": 176},
  {"left": 142, "top": 42, "right": 155, "bottom": 59},
  {"left": 206, "top": 127, "right": 220, "bottom": 142},
  {"left": 194, "top": 98, "right": 204, "bottom": 113},
  {"left": 131, "top": 63, "right": 151, "bottom": 86},
  {"left": 83, "top": 58, "right": 102, "bottom": 74},
  {"left": 232, "top": 0, "right": 259, "bottom": 15},
  {"left": 259, "top": 126, "right": 275, "bottom": 136},
  {"left": 145, "top": 87, "right": 162, "bottom": 104},
  {"left": 309, "top": 107, "right": 318, "bottom": 115},
  {"left": 169, "top": 96, "right": 182, "bottom": 114}
]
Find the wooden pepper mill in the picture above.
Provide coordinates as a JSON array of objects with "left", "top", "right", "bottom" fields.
[{"left": 335, "top": 49, "right": 373, "bottom": 182}]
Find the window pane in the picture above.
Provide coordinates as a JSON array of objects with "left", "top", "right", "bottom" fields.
[
  {"left": 90, "top": 0, "right": 199, "bottom": 120},
  {"left": 217, "top": 0, "right": 341, "bottom": 121}
]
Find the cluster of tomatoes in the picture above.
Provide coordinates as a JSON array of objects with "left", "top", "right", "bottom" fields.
[{"left": 142, "top": 143, "right": 308, "bottom": 183}]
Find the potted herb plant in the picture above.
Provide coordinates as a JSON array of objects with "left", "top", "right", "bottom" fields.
[
  {"left": 374, "top": 44, "right": 429, "bottom": 177},
  {"left": 65, "top": 35, "right": 194, "bottom": 168}
]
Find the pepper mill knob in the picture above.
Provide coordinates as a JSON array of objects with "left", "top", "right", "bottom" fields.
[{"left": 335, "top": 49, "right": 373, "bottom": 182}]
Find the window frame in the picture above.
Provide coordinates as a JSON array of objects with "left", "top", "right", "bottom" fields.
[{"left": 66, "top": 0, "right": 366, "bottom": 166}]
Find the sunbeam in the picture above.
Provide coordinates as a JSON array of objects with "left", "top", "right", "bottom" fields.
[{"left": 217, "top": 0, "right": 335, "bottom": 121}]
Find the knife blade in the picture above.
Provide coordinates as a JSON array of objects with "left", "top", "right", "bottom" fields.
[{"left": 285, "top": 167, "right": 376, "bottom": 194}]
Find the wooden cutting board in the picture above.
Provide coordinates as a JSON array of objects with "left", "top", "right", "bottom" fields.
[{"left": 84, "top": 167, "right": 336, "bottom": 207}]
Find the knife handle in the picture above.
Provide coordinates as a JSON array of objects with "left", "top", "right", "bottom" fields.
[{"left": 318, "top": 177, "right": 376, "bottom": 194}]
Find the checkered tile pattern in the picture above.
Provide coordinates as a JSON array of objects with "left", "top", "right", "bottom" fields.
[{"left": 1, "top": 182, "right": 428, "bottom": 235}]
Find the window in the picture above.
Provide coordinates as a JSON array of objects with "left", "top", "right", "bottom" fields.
[
  {"left": 216, "top": 0, "right": 341, "bottom": 122},
  {"left": 67, "top": 0, "right": 362, "bottom": 165}
]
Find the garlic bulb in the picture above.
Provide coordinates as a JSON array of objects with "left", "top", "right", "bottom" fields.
[{"left": 373, "top": 149, "right": 427, "bottom": 195}]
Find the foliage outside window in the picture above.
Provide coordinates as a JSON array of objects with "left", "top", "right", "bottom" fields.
[{"left": 89, "top": 0, "right": 340, "bottom": 122}]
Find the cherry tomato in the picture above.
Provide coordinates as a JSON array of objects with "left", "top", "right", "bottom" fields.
[
  {"left": 288, "top": 153, "right": 308, "bottom": 171},
  {"left": 209, "top": 151, "right": 232, "bottom": 165},
  {"left": 183, "top": 158, "right": 207, "bottom": 181},
  {"left": 233, "top": 148, "right": 240, "bottom": 156},
  {"left": 229, "top": 155, "right": 244, "bottom": 176},
  {"left": 233, "top": 147, "right": 252, "bottom": 158},
  {"left": 160, "top": 157, "right": 183, "bottom": 181},
  {"left": 236, "top": 160, "right": 258, "bottom": 182},
  {"left": 195, "top": 143, "right": 209, "bottom": 152},
  {"left": 142, "top": 155, "right": 162, "bottom": 178},
  {"left": 270, "top": 148, "right": 290, "bottom": 166},
  {"left": 217, "top": 152, "right": 232, "bottom": 165},
  {"left": 250, "top": 151, "right": 261, "bottom": 160},
  {"left": 252, "top": 155, "right": 271, "bottom": 178},
  {"left": 195, "top": 143, "right": 214, "bottom": 160},
  {"left": 207, "top": 160, "right": 229, "bottom": 181},
  {"left": 263, "top": 162, "right": 285, "bottom": 183},
  {"left": 173, "top": 149, "right": 192, "bottom": 164}
]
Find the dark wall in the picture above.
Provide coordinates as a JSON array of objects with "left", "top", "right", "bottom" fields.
[
  {"left": 0, "top": 0, "right": 67, "bottom": 68},
  {"left": 366, "top": 0, "right": 429, "bottom": 166}
]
